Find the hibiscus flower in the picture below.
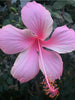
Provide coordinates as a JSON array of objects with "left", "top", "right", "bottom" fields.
[{"left": 0, "top": 1, "right": 75, "bottom": 98}]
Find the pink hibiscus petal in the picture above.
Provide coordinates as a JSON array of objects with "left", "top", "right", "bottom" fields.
[
  {"left": 42, "top": 25, "right": 75, "bottom": 53},
  {"left": 21, "top": 1, "right": 53, "bottom": 40},
  {"left": 39, "top": 47, "right": 63, "bottom": 81},
  {"left": 11, "top": 43, "right": 39, "bottom": 83},
  {"left": 0, "top": 25, "right": 35, "bottom": 54}
]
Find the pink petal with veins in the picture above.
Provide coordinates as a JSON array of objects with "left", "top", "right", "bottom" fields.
[
  {"left": 11, "top": 43, "right": 39, "bottom": 83},
  {"left": 42, "top": 25, "right": 75, "bottom": 53},
  {"left": 39, "top": 47, "right": 63, "bottom": 81},
  {"left": 0, "top": 25, "right": 35, "bottom": 54},
  {"left": 21, "top": 1, "right": 53, "bottom": 40}
]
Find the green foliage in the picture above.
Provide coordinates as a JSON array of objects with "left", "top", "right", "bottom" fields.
[
  {"left": 52, "top": 0, "right": 67, "bottom": 10},
  {"left": 10, "top": 7, "right": 17, "bottom": 13},
  {"left": 67, "top": 0, "right": 75, "bottom": 7},
  {"left": 44, "top": 0, "right": 75, "bottom": 29},
  {"left": 72, "top": 24, "right": 75, "bottom": 30},
  {"left": 63, "top": 12, "right": 73, "bottom": 23}
]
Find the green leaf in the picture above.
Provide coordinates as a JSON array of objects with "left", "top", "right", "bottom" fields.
[
  {"left": 72, "top": 24, "right": 75, "bottom": 30},
  {"left": 19, "top": 16, "right": 23, "bottom": 24},
  {"left": 0, "top": 86, "right": 3, "bottom": 92},
  {"left": 19, "top": 16, "right": 22, "bottom": 23},
  {"left": 67, "top": 0, "right": 75, "bottom": 7},
  {"left": 53, "top": 21, "right": 57, "bottom": 29},
  {"left": 52, "top": 12, "right": 63, "bottom": 19},
  {"left": 52, "top": 0, "right": 67, "bottom": 9},
  {"left": 72, "top": 3, "right": 75, "bottom": 7},
  {"left": 9, "top": 13, "right": 14, "bottom": 20},
  {"left": 16, "top": 24, "right": 21, "bottom": 28},
  {"left": 10, "top": 7, "right": 17, "bottom": 13},
  {"left": 63, "top": 12, "right": 73, "bottom": 23},
  {"left": 7, "top": 78, "right": 13, "bottom": 85},
  {"left": 3, "top": 84, "right": 8, "bottom": 91},
  {"left": 3, "top": 19, "right": 10, "bottom": 25},
  {"left": 2, "top": 74, "right": 8, "bottom": 80}
]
